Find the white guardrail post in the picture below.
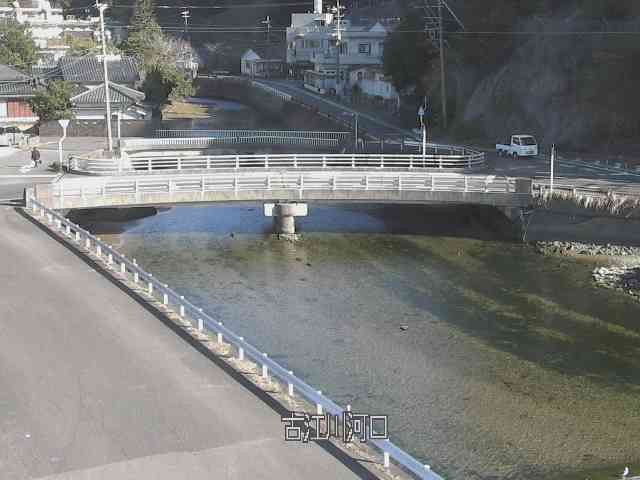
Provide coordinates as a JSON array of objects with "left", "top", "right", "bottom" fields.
[{"left": 25, "top": 197, "right": 446, "bottom": 480}]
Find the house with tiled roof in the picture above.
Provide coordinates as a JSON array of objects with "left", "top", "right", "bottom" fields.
[
  {"left": 0, "top": 65, "right": 38, "bottom": 128},
  {"left": 58, "top": 55, "right": 140, "bottom": 87},
  {"left": 70, "top": 82, "right": 149, "bottom": 121}
]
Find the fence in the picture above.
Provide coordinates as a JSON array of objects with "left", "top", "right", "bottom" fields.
[
  {"left": 70, "top": 151, "right": 486, "bottom": 175},
  {"left": 251, "top": 80, "right": 293, "bottom": 101},
  {"left": 120, "top": 132, "right": 351, "bottom": 152},
  {"left": 23, "top": 195, "right": 444, "bottom": 480}
]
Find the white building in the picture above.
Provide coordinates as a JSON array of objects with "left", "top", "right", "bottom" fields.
[
  {"left": 286, "top": 0, "right": 392, "bottom": 96},
  {"left": 240, "top": 48, "right": 285, "bottom": 78},
  {"left": 0, "top": 0, "right": 103, "bottom": 64},
  {"left": 350, "top": 66, "right": 398, "bottom": 102}
]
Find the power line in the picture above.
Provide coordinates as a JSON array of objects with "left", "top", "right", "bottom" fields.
[{"left": 64, "top": 2, "right": 313, "bottom": 10}]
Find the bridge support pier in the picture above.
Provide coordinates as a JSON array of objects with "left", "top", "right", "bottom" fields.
[
  {"left": 264, "top": 203, "right": 308, "bottom": 239},
  {"left": 498, "top": 206, "right": 529, "bottom": 241}
]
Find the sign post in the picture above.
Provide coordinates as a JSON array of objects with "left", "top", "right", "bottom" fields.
[
  {"left": 550, "top": 144, "right": 555, "bottom": 197},
  {"left": 418, "top": 102, "right": 427, "bottom": 163},
  {"left": 57, "top": 119, "right": 70, "bottom": 172}
]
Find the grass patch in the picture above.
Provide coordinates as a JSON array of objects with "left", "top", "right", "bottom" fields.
[{"left": 162, "top": 101, "right": 210, "bottom": 119}]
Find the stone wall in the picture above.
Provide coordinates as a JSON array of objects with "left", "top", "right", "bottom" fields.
[{"left": 39, "top": 119, "right": 154, "bottom": 138}]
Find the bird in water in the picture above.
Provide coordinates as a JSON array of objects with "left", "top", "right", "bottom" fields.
[{"left": 622, "top": 466, "right": 629, "bottom": 478}]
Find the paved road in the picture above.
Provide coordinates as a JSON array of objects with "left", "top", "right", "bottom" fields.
[
  {"left": 258, "top": 79, "right": 411, "bottom": 139},
  {"left": 0, "top": 207, "right": 369, "bottom": 480}
]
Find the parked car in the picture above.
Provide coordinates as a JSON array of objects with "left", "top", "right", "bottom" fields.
[
  {"left": 496, "top": 134, "right": 538, "bottom": 158},
  {"left": 0, "top": 126, "right": 25, "bottom": 147}
]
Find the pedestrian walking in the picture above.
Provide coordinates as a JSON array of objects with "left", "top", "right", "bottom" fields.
[{"left": 31, "top": 147, "right": 41, "bottom": 167}]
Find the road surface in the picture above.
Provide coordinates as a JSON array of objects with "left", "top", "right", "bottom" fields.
[{"left": 0, "top": 206, "right": 370, "bottom": 480}]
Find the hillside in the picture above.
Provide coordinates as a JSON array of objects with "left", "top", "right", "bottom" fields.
[{"left": 386, "top": 0, "right": 640, "bottom": 149}]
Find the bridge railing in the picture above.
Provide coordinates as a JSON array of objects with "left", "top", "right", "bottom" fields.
[
  {"left": 120, "top": 132, "right": 352, "bottom": 153},
  {"left": 71, "top": 152, "right": 486, "bottom": 175},
  {"left": 153, "top": 129, "right": 350, "bottom": 140},
  {"left": 51, "top": 172, "right": 518, "bottom": 205},
  {"left": 24, "top": 195, "right": 444, "bottom": 480}
]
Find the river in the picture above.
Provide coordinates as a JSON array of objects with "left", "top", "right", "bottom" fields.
[{"left": 73, "top": 99, "right": 640, "bottom": 479}]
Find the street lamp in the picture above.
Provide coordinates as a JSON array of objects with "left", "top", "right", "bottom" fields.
[{"left": 57, "top": 118, "right": 69, "bottom": 172}]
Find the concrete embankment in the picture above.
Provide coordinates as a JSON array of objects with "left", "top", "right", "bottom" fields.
[
  {"left": 0, "top": 205, "right": 380, "bottom": 480},
  {"left": 524, "top": 200, "right": 640, "bottom": 245},
  {"left": 195, "top": 77, "right": 351, "bottom": 134}
]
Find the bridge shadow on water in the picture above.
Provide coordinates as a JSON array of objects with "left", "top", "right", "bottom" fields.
[{"left": 68, "top": 203, "right": 519, "bottom": 241}]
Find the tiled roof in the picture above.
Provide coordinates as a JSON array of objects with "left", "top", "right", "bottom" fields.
[
  {"left": 59, "top": 56, "right": 140, "bottom": 84},
  {"left": 0, "top": 81, "right": 36, "bottom": 97},
  {"left": 70, "top": 82, "right": 145, "bottom": 107}
]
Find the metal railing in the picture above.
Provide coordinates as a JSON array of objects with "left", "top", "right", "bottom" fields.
[
  {"left": 70, "top": 152, "right": 486, "bottom": 175},
  {"left": 119, "top": 132, "right": 351, "bottom": 152},
  {"left": 52, "top": 172, "right": 519, "bottom": 202},
  {"left": 24, "top": 195, "right": 444, "bottom": 480},
  {"left": 154, "top": 129, "right": 351, "bottom": 140},
  {"left": 251, "top": 80, "right": 293, "bottom": 101}
]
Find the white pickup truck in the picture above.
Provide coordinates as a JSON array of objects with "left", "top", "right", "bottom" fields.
[{"left": 496, "top": 134, "right": 538, "bottom": 158}]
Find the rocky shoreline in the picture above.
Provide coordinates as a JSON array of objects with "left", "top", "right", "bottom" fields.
[
  {"left": 535, "top": 241, "right": 640, "bottom": 299},
  {"left": 534, "top": 241, "right": 640, "bottom": 257},
  {"left": 592, "top": 265, "right": 640, "bottom": 297}
]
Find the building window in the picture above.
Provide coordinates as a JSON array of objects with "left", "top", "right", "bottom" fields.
[
  {"left": 357, "top": 71, "right": 363, "bottom": 81},
  {"left": 358, "top": 43, "right": 371, "bottom": 55}
]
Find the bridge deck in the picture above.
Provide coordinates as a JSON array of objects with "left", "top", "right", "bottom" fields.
[
  {"left": 0, "top": 206, "right": 367, "bottom": 480},
  {"left": 35, "top": 172, "right": 532, "bottom": 211}
]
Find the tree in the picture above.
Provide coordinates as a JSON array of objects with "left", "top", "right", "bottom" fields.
[
  {"left": 120, "top": 0, "right": 194, "bottom": 105},
  {"left": 121, "top": 0, "right": 163, "bottom": 65},
  {"left": 143, "top": 63, "right": 194, "bottom": 108},
  {"left": 0, "top": 19, "right": 38, "bottom": 69},
  {"left": 65, "top": 34, "right": 99, "bottom": 56},
  {"left": 383, "top": 14, "right": 437, "bottom": 95},
  {"left": 29, "top": 81, "right": 74, "bottom": 123}
]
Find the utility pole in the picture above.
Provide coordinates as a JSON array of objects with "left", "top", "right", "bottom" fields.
[
  {"left": 422, "top": 0, "right": 464, "bottom": 131},
  {"left": 331, "top": 0, "right": 345, "bottom": 97},
  {"left": 437, "top": 0, "right": 446, "bottom": 129},
  {"left": 181, "top": 8, "right": 190, "bottom": 38},
  {"left": 96, "top": 1, "right": 112, "bottom": 152},
  {"left": 261, "top": 15, "right": 272, "bottom": 78}
]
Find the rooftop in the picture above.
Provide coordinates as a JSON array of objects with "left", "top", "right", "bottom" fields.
[
  {"left": 59, "top": 56, "right": 140, "bottom": 85},
  {"left": 0, "top": 64, "right": 31, "bottom": 82},
  {"left": 70, "top": 82, "right": 145, "bottom": 107}
]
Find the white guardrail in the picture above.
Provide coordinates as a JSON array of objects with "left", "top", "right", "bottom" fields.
[
  {"left": 251, "top": 81, "right": 293, "bottom": 101},
  {"left": 120, "top": 132, "right": 351, "bottom": 151},
  {"left": 70, "top": 152, "right": 487, "bottom": 175},
  {"left": 52, "top": 172, "right": 519, "bottom": 200},
  {"left": 24, "top": 196, "right": 444, "bottom": 480}
]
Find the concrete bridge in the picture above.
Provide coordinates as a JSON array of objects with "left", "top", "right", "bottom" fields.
[{"left": 32, "top": 170, "right": 532, "bottom": 236}]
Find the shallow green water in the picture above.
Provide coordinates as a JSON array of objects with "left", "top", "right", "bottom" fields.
[{"left": 82, "top": 203, "right": 640, "bottom": 479}]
